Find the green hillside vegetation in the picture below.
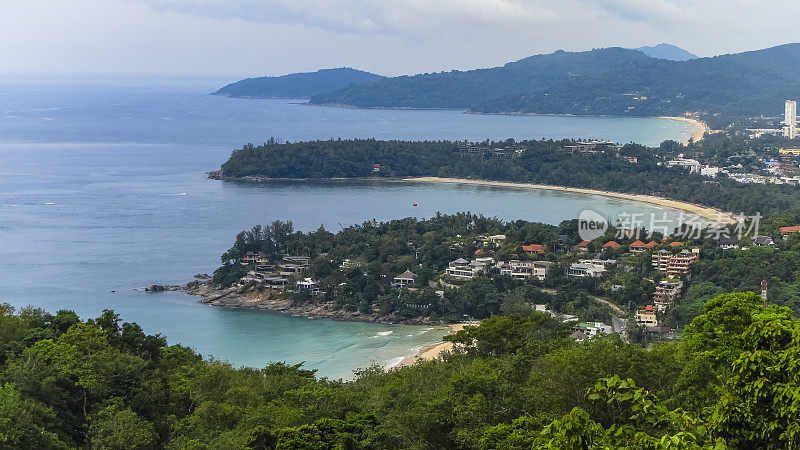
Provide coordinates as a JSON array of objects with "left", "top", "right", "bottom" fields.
[
  {"left": 1, "top": 292, "right": 798, "bottom": 448},
  {"left": 219, "top": 138, "right": 800, "bottom": 216},
  {"left": 309, "top": 44, "right": 800, "bottom": 118},
  {"left": 213, "top": 68, "right": 384, "bottom": 99}
]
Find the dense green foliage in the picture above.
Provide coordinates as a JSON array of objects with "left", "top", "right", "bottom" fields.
[
  {"left": 2, "top": 292, "right": 799, "bottom": 448},
  {"left": 310, "top": 44, "right": 800, "bottom": 117},
  {"left": 212, "top": 214, "right": 619, "bottom": 323},
  {"left": 220, "top": 138, "right": 800, "bottom": 216},
  {"left": 213, "top": 68, "right": 384, "bottom": 99}
]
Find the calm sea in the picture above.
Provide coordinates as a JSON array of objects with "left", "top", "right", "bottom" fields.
[{"left": 0, "top": 75, "right": 693, "bottom": 379}]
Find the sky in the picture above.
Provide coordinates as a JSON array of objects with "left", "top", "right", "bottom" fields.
[{"left": 1, "top": 0, "right": 798, "bottom": 78}]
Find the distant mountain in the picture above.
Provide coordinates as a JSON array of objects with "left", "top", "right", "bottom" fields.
[
  {"left": 213, "top": 68, "right": 384, "bottom": 99},
  {"left": 311, "top": 48, "right": 650, "bottom": 109},
  {"left": 309, "top": 44, "right": 800, "bottom": 118},
  {"left": 635, "top": 43, "right": 698, "bottom": 61}
]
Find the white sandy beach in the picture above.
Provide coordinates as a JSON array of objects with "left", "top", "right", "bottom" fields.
[
  {"left": 404, "top": 177, "right": 736, "bottom": 224},
  {"left": 661, "top": 116, "right": 708, "bottom": 143},
  {"left": 395, "top": 322, "right": 476, "bottom": 368}
]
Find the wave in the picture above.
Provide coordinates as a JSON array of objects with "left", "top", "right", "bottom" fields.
[
  {"left": 374, "top": 330, "right": 393, "bottom": 337},
  {"left": 384, "top": 356, "right": 404, "bottom": 370}
]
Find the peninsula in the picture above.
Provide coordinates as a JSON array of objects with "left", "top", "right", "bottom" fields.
[{"left": 213, "top": 136, "right": 800, "bottom": 217}]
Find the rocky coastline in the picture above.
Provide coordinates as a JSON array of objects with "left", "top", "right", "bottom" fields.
[{"left": 164, "top": 276, "right": 440, "bottom": 326}]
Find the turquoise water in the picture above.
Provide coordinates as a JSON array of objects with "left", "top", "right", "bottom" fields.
[{"left": 0, "top": 75, "right": 691, "bottom": 379}]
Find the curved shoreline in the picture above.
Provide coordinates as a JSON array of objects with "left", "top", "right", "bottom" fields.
[
  {"left": 208, "top": 172, "right": 736, "bottom": 223},
  {"left": 402, "top": 177, "right": 736, "bottom": 223},
  {"left": 660, "top": 116, "right": 708, "bottom": 143},
  {"left": 393, "top": 323, "right": 473, "bottom": 369}
]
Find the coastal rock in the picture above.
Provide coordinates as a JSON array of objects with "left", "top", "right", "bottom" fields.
[
  {"left": 179, "top": 278, "right": 439, "bottom": 325},
  {"left": 144, "top": 284, "right": 181, "bottom": 292}
]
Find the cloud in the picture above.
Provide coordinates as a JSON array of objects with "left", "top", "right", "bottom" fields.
[
  {"left": 595, "top": 0, "right": 694, "bottom": 25},
  {"left": 131, "top": 0, "right": 563, "bottom": 36},
  {"left": 1, "top": 0, "right": 799, "bottom": 76}
]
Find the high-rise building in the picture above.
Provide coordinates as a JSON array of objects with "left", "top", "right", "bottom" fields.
[{"left": 784, "top": 100, "right": 797, "bottom": 139}]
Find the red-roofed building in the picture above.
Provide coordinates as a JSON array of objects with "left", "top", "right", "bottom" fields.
[
  {"left": 573, "top": 240, "right": 591, "bottom": 253},
  {"left": 780, "top": 226, "right": 800, "bottom": 238},
  {"left": 629, "top": 240, "right": 647, "bottom": 253},
  {"left": 521, "top": 244, "right": 545, "bottom": 254},
  {"left": 630, "top": 240, "right": 657, "bottom": 253},
  {"left": 372, "top": 164, "right": 381, "bottom": 173},
  {"left": 635, "top": 304, "right": 658, "bottom": 327},
  {"left": 602, "top": 241, "right": 621, "bottom": 249},
  {"left": 669, "top": 241, "right": 684, "bottom": 247}
]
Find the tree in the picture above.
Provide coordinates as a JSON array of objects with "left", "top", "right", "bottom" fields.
[{"left": 89, "top": 403, "right": 157, "bottom": 449}]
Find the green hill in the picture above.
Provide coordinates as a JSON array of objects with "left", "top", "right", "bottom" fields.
[
  {"left": 213, "top": 67, "right": 384, "bottom": 99},
  {"left": 309, "top": 44, "right": 800, "bottom": 117}
]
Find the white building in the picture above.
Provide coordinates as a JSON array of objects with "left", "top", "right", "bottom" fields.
[
  {"left": 785, "top": 100, "right": 797, "bottom": 139},
  {"left": 446, "top": 257, "right": 493, "bottom": 280},
  {"left": 498, "top": 260, "right": 552, "bottom": 280},
  {"left": 666, "top": 157, "right": 701, "bottom": 174},
  {"left": 393, "top": 270, "right": 417, "bottom": 287},
  {"left": 700, "top": 166, "right": 722, "bottom": 177},
  {"left": 568, "top": 261, "right": 607, "bottom": 278},
  {"left": 484, "top": 234, "right": 507, "bottom": 246},
  {"left": 296, "top": 278, "right": 322, "bottom": 295}
]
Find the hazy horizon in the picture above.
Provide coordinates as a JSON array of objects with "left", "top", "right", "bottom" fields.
[{"left": 3, "top": 0, "right": 799, "bottom": 78}]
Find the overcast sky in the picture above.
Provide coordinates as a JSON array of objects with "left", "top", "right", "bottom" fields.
[{"left": 1, "top": 0, "right": 798, "bottom": 77}]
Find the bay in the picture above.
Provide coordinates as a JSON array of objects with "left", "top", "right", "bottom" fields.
[{"left": 0, "top": 75, "right": 691, "bottom": 379}]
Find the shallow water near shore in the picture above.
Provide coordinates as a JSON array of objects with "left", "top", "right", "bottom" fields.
[{"left": 0, "top": 75, "right": 693, "bottom": 379}]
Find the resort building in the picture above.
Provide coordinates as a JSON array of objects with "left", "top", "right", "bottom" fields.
[
  {"left": 498, "top": 260, "right": 552, "bottom": 280},
  {"left": 572, "top": 322, "right": 613, "bottom": 337},
  {"left": 629, "top": 240, "right": 657, "bottom": 253},
  {"left": 780, "top": 226, "right": 800, "bottom": 238},
  {"left": 716, "top": 235, "right": 740, "bottom": 250},
  {"left": 653, "top": 279, "right": 683, "bottom": 312},
  {"left": 567, "top": 260, "right": 613, "bottom": 278},
  {"left": 279, "top": 256, "right": 310, "bottom": 278},
  {"left": 651, "top": 248, "right": 700, "bottom": 277},
  {"left": 572, "top": 240, "right": 591, "bottom": 253},
  {"left": 521, "top": 244, "right": 545, "bottom": 254},
  {"left": 753, "top": 236, "right": 776, "bottom": 247},
  {"left": 242, "top": 271, "right": 288, "bottom": 289},
  {"left": 296, "top": 278, "right": 322, "bottom": 295},
  {"left": 446, "top": 257, "right": 494, "bottom": 280},
  {"left": 339, "top": 259, "right": 364, "bottom": 270},
  {"left": 635, "top": 305, "right": 659, "bottom": 327},
  {"left": 393, "top": 271, "right": 417, "bottom": 287},
  {"left": 666, "top": 157, "right": 701, "bottom": 174},
  {"left": 602, "top": 241, "right": 621, "bottom": 250},
  {"left": 241, "top": 251, "right": 262, "bottom": 265},
  {"left": 484, "top": 235, "right": 507, "bottom": 247},
  {"left": 562, "top": 140, "right": 619, "bottom": 155}
]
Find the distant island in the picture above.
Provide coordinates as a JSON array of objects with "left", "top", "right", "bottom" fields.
[
  {"left": 212, "top": 67, "right": 383, "bottom": 99},
  {"left": 215, "top": 44, "right": 800, "bottom": 120}
]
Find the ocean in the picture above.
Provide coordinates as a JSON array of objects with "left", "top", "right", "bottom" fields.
[{"left": 0, "top": 75, "right": 694, "bottom": 379}]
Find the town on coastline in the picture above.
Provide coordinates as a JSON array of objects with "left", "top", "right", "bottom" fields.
[
  {"left": 174, "top": 206, "right": 800, "bottom": 350},
  {"left": 171, "top": 98, "right": 800, "bottom": 352}
]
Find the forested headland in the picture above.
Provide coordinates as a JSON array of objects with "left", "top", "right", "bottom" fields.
[
  {"left": 217, "top": 137, "right": 800, "bottom": 217},
  {"left": 2, "top": 292, "right": 798, "bottom": 448},
  {"left": 308, "top": 44, "right": 800, "bottom": 118}
]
